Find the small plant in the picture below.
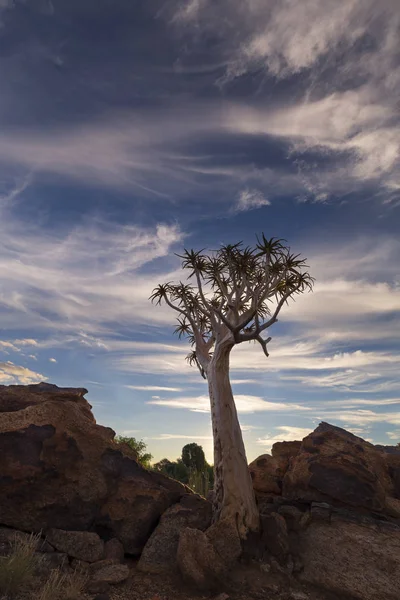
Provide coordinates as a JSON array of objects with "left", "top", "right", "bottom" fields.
[{"left": 0, "top": 532, "right": 39, "bottom": 597}]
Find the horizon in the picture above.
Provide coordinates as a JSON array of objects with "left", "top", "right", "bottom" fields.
[{"left": 0, "top": 0, "right": 399, "bottom": 464}]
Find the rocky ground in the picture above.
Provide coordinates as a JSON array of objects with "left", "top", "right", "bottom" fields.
[{"left": 109, "top": 559, "right": 346, "bottom": 600}]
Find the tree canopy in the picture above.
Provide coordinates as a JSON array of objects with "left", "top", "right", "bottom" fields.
[
  {"left": 115, "top": 436, "right": 153, "bottom": 469},
  {"left": 150, "top": 235, "right": 314, "bottom": 378}
]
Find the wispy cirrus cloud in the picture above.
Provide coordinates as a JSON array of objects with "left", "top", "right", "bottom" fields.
[
  {"left": 0, "top": 211, "right": 184, "bottom": 333},
  {"left": 168, "top": 0, "right": 400, "bottom": 201},
  {"left": 147, "top": 394, "right": 310, "bottom": 414}
]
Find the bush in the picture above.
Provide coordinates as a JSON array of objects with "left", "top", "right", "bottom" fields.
[{"left": 0, "top": 532, "right": 39, "bottom": 597}]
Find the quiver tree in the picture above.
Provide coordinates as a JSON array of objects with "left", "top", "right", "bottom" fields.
[{"left": 151, "top": 235, "right": 313, "bottom": 541}]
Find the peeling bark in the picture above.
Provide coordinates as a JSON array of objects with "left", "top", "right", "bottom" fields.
[{"left": 207, "top": 339, "right": 259, "bottom": 540}]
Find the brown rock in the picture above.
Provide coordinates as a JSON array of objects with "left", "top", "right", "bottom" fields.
[
  {"left": 177, "top": 527, "right": 227, "bottom": 590},
  {"left": 206, "top": 518, "right": 242, "bottom": 567},
  {"left": 271, "top": 440, "right": 302, "bottom": 461},
  {"left": 46, "top": 529, "right": 104, "bottom": 563},
  {"left": 277, "top": 505, "right": 305, "bottom": 532},
  {"left": 261, "top": 512, "right": 289, "bottom": 564},
  {"left": 86, "top": 580, "right": 110, "bottom": 594},
  {"left": 249, "top": 454, "right": 285, "bottom": 494},
  {"left": 0, "top": 383, "right": 186, "bottom": 554},
  {"left": 89, "top": 558, "right": 119, "bottom": 574},
  {"left": 91, "top": 562, "right": 129, "bottom": 584},
  {"left": 138, "top": 493, "right": 212, "bottom": 574},
  {"left": 298, "top": 516, "right": 400, "bottom": 600},
  {"left": 104, "top": 538, "right": 124, "bottom": 562},
  {"left": 282, "top": 422, "right": 393, "bottom": 513},
  {"left": 250, "top": 442, "right": 301, "bottom": 495}
]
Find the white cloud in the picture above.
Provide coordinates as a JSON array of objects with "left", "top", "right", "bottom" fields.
[
  {"left": 147, "top": 394, "right": 310, "bottom": 414},
  {"left": 0, "top": 340, "right": 20, "bottom": 353},
  {"left": 234, "top": 188, "right": 270, "bottom": 213},
  {"left": 0, "top": 361, "right": 46, "bottom": 385},
  {"left": 119, "top": 429, "right": 140, "bottom": 435},
  {"left": 231, "top": 379, "right": 261, "bottom": 385},
  {"left": 317, "top": 409, "right": 400, "bottom": 426},
  {"left": 125, "top": 385, "right": 184, "bottom": 392},
  {"left": 257, "top": 425, "right": 313, "bottom": 451},
  {"left": 49, "top": 358, "right": 57, "bottom": 363},
  {"left": 14, "top": 339, "right": 38, "bottom": 346}
]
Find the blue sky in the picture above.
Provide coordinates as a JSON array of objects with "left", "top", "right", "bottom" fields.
[{"left": 0, "top": 0, "right": 399, "bottom": 463}]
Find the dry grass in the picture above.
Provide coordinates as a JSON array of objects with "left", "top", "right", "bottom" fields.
[
  {"left": 63, "top": 568, "right": 89, "bottom": 600},
  {"left": 0, "top": 533, "right": 40, "bottom": 598},
  {"left": 38, "top": 567, "right": 89, "bottom": 600}
]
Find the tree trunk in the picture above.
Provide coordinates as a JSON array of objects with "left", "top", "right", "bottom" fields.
[{"left": 207, "top": 339, "right": 259, "bottom": 540}]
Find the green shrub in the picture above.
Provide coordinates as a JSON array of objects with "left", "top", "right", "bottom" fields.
[{"left": 0, "top": 533, "right": 39, "bottom": 597}]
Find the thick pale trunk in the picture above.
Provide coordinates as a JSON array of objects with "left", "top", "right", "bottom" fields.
[{"left": 207, "top": 341, "right": 259, "bottom": 540}]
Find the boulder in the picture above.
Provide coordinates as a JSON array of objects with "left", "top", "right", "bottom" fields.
[
  {"left": 0, "top": 383, "right": 186, "bottom": 554},
  {"left": 271, "top": 440, "right": 302, "bottom": 462},
  {"left": 377, "top": 445, "right": 400, "bottom": 498},
  {"left": 177, "top": 527, "right": 227, "bottom": 590},
  {"left": 91, "top": 562, "right": 130, "bottom": 584},
  {"left": 277, "top": 505, "right": 305, "bottom": 532},
  {"left": 249, "top": 454, "right": 285, "bottom": 494},
  {"left": 261, "top": 512, "right": 289, "bottom": 564},
  {"left": 206, "top": 518, "right": 242, "bottom": 567},
  {"left": 298, "top": 516, "right": 400, "bottom": 600},
  {"left": 250, "top": 441, "right": 301, "bottom": 495},
  {"left": 282, "top": 422, "right": 393, "bottom": 513},
  {"left": 138, "top": 493, "right": 212, "bottom": 574},
  {"left": 104, "top": 538, "right": 124, "bottom": 562},
  {"left": 46, "top": 529, "right": 104, "bottom": 563}
]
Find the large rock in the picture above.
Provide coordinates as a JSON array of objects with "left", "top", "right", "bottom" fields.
[
  {"left": 46, "top": 529, "right": 104, "bottom": 563},
  {"left": 0, "top": 383, "right": 186, "bottom": 554},
  {"left": 138, "top": 493, "right": 212, "bottom": 574},
  {"left": 177, "top": 527, "right": 227, "bottom": 590},
  {"left": 261, "top": 512, "right": 289, "bottom": 563},
  {"left": 250, "top": 441, "right": 301, "bottom": 495},
  {"left": 298, "top": 515, "right": 400, "bottom": 600},
  {"left": 282, "top": 422, "right": 393, "bottom": 513}
]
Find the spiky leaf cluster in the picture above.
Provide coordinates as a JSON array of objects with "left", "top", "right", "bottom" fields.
[{"left": 150, "top": 234, "right": 314, "bottom": 378}]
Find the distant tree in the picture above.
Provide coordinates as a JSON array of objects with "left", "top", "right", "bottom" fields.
[
  {"left": 115, "top": 436, "right": 153, "bottom": 469},
  {"left": 182, "top": 442, "right": 206, "bottom": 472},
  {"left": 153, "top": 457, "right": 189, "bottom": 483},
  {"left": 151, "top": 235, "right": 313, "bottom": 541},
  {"left": 182, "top": 443, "right": 211, "bottom": 497}
]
